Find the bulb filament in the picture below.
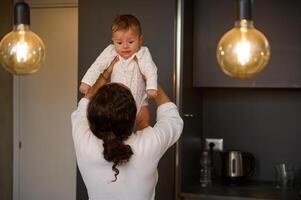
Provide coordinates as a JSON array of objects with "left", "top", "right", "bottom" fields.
[
  {"left": 12, "top": 41, "right": 29, "bottom": 62},
  {"left": 235, "top": 40, "right": 251, "bottom": 66}
]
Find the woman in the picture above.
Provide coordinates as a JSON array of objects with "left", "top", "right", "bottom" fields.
[{"left": 71, "top": 60, "right": 183, "bottom": 200}]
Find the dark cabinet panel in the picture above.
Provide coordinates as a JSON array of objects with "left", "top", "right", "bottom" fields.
[
  {"left": 181, "top": 1, "right": 301, "bottom": 199},
  {"left": 192, "top": 0, "right": 301, "bottom": 88},
  {"left": 78, "top": 0, "right": 176, "bottom": 199},
  {"left": 181, "top": 0, "right": 204, "bottom": 189}
]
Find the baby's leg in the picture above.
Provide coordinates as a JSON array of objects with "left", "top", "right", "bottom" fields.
[{"left": 135, "top": 105, "right": 150, "bottom": 131}]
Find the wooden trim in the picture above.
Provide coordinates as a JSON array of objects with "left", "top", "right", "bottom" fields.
[{"left": 27, "top": 2, "right": 78, "bottom": 8}]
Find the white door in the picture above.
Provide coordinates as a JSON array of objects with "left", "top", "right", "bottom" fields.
[{"left": 13, "top": 4, "right": 78, "bottom": 200}]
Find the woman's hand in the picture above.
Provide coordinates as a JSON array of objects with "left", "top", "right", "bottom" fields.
[
  {"left": 102, "top": 56, "right": 119, "bottom": 79},
  {"left": 85, "top": 56, "right": 119, "bottom": 99},
  {"left": 152, "top": 85, "right": 170, "bottom": 106}
]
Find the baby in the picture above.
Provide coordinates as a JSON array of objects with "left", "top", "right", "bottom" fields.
[{"left": 79, "top": 14, "right": 158, "bottom": 129}]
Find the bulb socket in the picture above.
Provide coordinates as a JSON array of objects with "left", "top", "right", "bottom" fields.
[
  {"left": 14, "top": 2, "right": 30, "bottom": 25},
  {"left": 235, "top": 0, "right": 253, "bottom": 20}
]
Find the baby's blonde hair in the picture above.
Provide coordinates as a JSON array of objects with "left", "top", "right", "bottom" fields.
[{"left": 111, "top": 14, "right": 142, "bottom": 36}]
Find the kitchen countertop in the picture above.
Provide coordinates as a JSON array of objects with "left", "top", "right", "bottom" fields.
[{"left": 182, "top": 180, "right": 301, "bottom": 200}]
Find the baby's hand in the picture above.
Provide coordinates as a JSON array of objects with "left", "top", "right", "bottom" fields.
[
  {"left": 147, "top": 89, "right": 157, "bottom": 98},
  {"left": 79, "top": 82, "right": 91, "bottom": 95}
]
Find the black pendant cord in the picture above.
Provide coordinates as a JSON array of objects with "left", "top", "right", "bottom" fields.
[
  {"left": 235, "top": 0, "right": 253, "bottom": 20},
  {"left": 14, "top": 1, "right": 30, "bottom": 25}
]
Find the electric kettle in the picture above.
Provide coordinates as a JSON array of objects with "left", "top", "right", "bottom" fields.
[{"left": 222, "top": 150, "right": 255, "bottom": 185}]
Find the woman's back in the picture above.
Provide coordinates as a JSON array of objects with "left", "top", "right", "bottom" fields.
[{"left": 72, "top": 98, "right": 183, "bottom": 200}]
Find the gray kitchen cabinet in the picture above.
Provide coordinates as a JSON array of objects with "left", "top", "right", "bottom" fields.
[
  {"left": 179, "top": 0, "right": 301, "bottom": 199},
  {"left": 182, "top": 193, "right": 268, "bottom": 200},
  {"left": 192, "top": 0, "right": 301, "bottom": 88}
]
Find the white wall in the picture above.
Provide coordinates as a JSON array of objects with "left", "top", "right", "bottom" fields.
[{"left": 13, "top": 3, "right": 78, "bottom": 200}]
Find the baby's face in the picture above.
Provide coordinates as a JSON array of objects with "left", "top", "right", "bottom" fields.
[{"left": 112, "top": 29, "right": 142, "bottom": 59}]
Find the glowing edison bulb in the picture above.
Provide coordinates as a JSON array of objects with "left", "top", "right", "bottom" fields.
[
  {"left": 0, "top": 2, "right": 45, "bottom": 75},
  {"left": 216, "top": 20, "right": 270, "bottom": 79},
  {"left": 0, "top": 24, "right": 45, "bottom": 75}
]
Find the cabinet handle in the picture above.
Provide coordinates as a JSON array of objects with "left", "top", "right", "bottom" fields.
[{"left": 182, "top": 113, "right": 194, "bottom": 118}]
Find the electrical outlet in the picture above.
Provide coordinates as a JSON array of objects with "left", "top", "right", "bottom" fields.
[{"left": 205, "top": 138, "right": 223, "bottom": 151}]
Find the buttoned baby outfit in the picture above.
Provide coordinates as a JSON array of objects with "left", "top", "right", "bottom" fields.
[{"left": 81, "top": 44, "right": 158, "bottom": 111}]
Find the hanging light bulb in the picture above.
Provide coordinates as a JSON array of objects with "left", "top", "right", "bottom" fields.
[
  {"left": 216, "top": 0, "right": 270, "bottom": 79},
  {"left": 0, "top": 2, "right": 45, "bottom": 75}
]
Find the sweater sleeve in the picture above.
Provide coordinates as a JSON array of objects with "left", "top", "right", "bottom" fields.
[
  {"left": 71, "top": 98, "right": 91, "bottom": 144},
  {"left": 153, "top": 102, "right": 183, "bottom": 157},
  {"left": 136, "top": 47, "right": 158, "bottom": 91},
  {"left": 81, "top": 44, "right": 117, "bottom": 86},
  {"left": 136, "top": 102, "right": 183, "bottom": 159}
]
